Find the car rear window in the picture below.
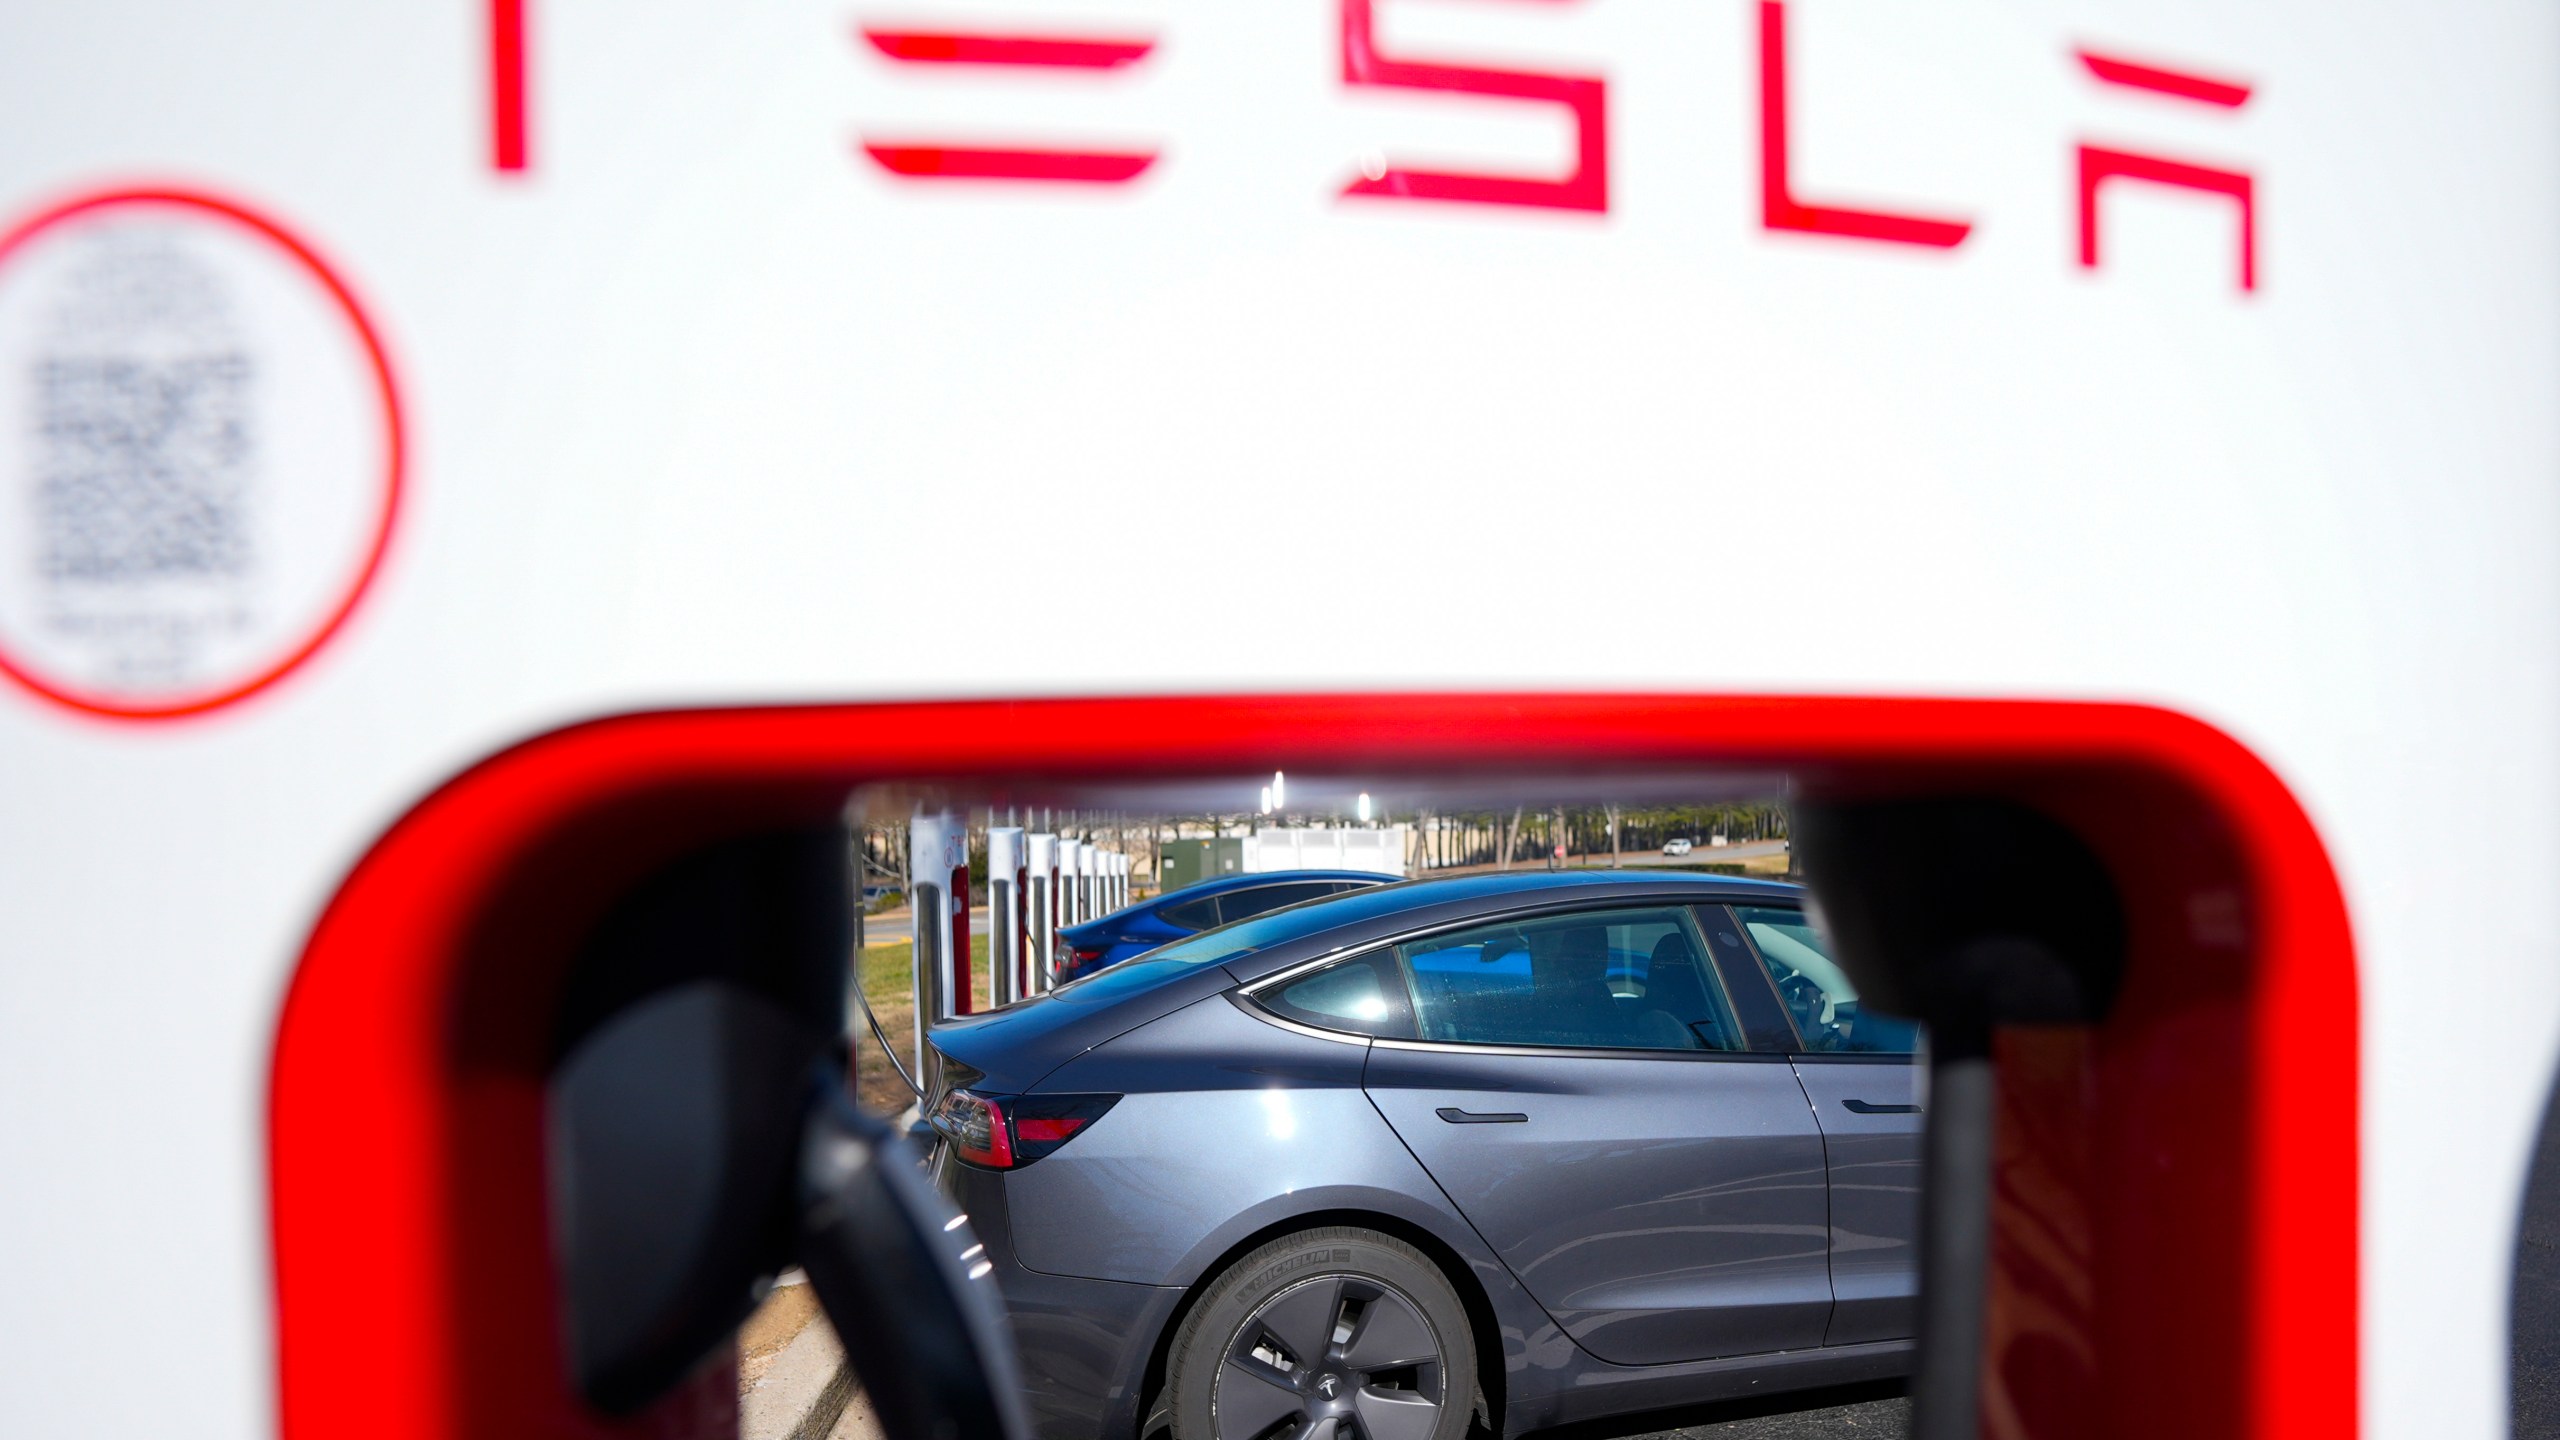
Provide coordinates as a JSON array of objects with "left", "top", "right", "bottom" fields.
[
  {"left": 1067, "top": 877, "right": 1682, "bottom": 1002},
  {"left": 1219, "top": 881, "right": 1340, "bottom": 923},
  {"left": 1067, "top": 880, "right": 1405, "bottom": 983},
  {"left": 1044, "top": 891, "right": 1358, "bottom": 1003}
]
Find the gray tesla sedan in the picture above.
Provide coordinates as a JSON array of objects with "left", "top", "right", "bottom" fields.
[{"left": 920, "top": 870, "right": 1922, "bottom": 1440}]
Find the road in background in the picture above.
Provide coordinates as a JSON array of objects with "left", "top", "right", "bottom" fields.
[{"left": 1588, "top": 839, "right": 1789, "bottom": 870}]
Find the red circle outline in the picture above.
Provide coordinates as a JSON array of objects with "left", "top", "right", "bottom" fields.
[{"left": 0, "top": 186, "right": 404, "bottom": 722}]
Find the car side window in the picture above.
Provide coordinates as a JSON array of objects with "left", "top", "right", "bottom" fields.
[
  {"left": 1257, "top": 952, "right": 1415, "bottom": 1038},
  {"left": 1159, "top": 895, "right": 1222, "bottom": 931},
  {"left": 1395, "top": 907, "right": 1742, "bottom": 1052},
  {"left": 1732, "top": 905, "right": 1921, "bottom": 1054},
  {"left": 1218, "top": 881, "right": 1337, "bottom": 923}
]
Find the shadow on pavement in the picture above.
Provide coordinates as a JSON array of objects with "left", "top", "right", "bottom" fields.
[
  {"left": 2517, "top": 1070, "right": 2560, "bottom": 1440},
  {"left": 1526, "top": 1378, "right": 1911, "bottom": 1440}
]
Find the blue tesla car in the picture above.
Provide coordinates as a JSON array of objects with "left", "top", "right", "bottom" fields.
[
  {"left": 921, "top": 870, "right": 1922, "bottom": 1440},
  {"left": 1053, "top": 870, "right": 1391, "bottom": 982}
]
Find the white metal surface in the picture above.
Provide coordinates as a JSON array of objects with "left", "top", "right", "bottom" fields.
[{"left": 0, "top": 3, "right": 2552, "bottom": 1436}]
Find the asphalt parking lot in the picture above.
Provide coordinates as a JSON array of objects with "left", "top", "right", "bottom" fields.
[
  {"left": 1539, "top": 1382, "right": 1909, "bottom": 1440},
  {"left": 2516, "top": 1086, "right": 2560, "bottom": 1439}
]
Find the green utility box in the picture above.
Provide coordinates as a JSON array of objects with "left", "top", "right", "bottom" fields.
[{"left": 1157, "top": 837, "right": 1247, "bottom": 893}]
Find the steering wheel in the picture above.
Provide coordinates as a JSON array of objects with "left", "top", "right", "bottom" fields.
[{"left": 1775, "top": 973, "right": 1827, "bottom": 1031}]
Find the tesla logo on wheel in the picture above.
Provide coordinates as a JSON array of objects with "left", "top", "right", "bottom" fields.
[{"left": 1315, "top": 1376, "right": 1340, "bottom": 1399}]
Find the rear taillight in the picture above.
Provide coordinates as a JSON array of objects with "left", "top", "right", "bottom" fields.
[
  {"left": 928, "top": 1088, "right": 1013, "bottom": 1167},
  {"left": 928, "top": 1089, "right": 1120, "bottom": 1170}
]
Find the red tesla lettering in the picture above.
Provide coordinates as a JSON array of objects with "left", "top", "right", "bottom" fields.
[
  {"left": 2075, "top": 49, "right": 2251, "bottom": 108},
  {"left": 1339, "top": 0, "right": 1607, "bottom": 214},
  {"left": 861, "top": 146, "right": 1157, "bottom": 183},
  {"left": 1756, "top": 0, "right": 1969, "bottom": 248},
  {"left": 855, "top": 22, "right": 1162, "bottom": 184},
  {"left": 2075, "top": 49, "right": 2257, "bottom": 292},
  {"left": 860, "top": 30, "right": 1153, "bottom": 70},
  {"left": 2076, "top": 148, "right": 2255, "bottom": 291},
  {"left": 490, "top": 0, "right": 528, "bottom": 172}
]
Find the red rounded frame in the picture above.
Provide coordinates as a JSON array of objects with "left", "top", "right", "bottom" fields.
[
  {"left": 0, "top": 186, "right": 405, "bottom": 721},
  {"left": 270, "top": 694, "right": 2355, "bottom": 1440}
]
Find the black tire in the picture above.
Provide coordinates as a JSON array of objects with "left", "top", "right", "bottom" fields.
[{"left": 1166, "top": 1226, "right": 1477, "bottom": 1440}]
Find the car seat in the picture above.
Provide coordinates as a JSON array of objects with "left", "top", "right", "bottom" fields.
[
  {"left": 1529, "top": 925, "right": 1638, "bottom": 1047},
  {"left": 1639, "top": 932, "right": 1722, "bottom": 1049}
]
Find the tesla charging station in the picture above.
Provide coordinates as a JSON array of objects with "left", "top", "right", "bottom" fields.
[
  {"left": 1027, "top": 832, "right": 1060, "bottom": 994},
  {"left": 4, "top": 5, "right": 2557, "bottom": 1440},
  {"left": 1058, "top": 839, "right": 1084, "bottom": 927},
  {"left": 987, "top": 826, "right": 1025, "bottom": 1006},
  {"left": 909, "top": 812, "right": 970, "bottom": 1027}
]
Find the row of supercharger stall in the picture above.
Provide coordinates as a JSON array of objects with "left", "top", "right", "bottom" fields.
[{"left": 904, "top": 814, "right": 1131, "bottom": 1048}]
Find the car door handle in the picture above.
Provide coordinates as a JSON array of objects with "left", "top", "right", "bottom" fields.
[
  {"left": 1842, "top": 1099, "right": 1918, "bottom": 1114},
  {"left": 1436, "top": 1107, "right": 1528, "bottom": 1124}
]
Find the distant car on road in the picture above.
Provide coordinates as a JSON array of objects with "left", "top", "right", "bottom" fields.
[
  {"left": 924, "top": 871, "right": 1922, "bottom": 1440},
  {"left": 1052, "top": 869, "right": 1391, "bottom": 982},
  {"left": 1662, "top": 836, "right": 1694, "bottom": 855}
]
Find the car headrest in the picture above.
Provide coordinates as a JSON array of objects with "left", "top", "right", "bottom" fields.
[{"left": 1530, "top": 925, "right": 1609, "bottom": 985}]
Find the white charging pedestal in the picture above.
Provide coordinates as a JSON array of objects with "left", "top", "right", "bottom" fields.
[
  {"left": 1026, "top": 832, "right": 1058, "bottom": 992},
  {"left": 988, "top": 826, "right": 1025, "bottom": 1006},
  {"left": 907, "top": 813, "right": 971, "bottom": 1083}
]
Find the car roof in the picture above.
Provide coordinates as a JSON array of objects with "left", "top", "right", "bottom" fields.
[
  {"left": 1297, "top": 867, "right": 1800, "bottom": 920},
  {"left": 1195, "top": 869, "right": 1807, "bottom": 982}
]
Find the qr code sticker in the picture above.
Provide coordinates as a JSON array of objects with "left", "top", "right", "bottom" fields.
[{"left": 29, "top": 234, "right": 257, "bottom": 589}]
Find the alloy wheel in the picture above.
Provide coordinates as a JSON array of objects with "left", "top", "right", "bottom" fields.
[{"left": 1210, "top": 1273, "right": 1447, "bottom": 1440}]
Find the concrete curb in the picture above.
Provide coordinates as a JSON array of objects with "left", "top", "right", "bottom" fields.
[{"left": 741, "top": 1307, "right": 854, "bottom": 1440}]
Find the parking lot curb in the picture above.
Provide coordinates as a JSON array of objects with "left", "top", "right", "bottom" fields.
[{"left": 741, "top": 1306, "right": 854, "bottom": 1440}]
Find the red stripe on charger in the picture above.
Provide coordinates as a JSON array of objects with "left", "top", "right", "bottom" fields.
[
  {"left": 2076, "top": 49, "right": 2253, "bottom": 107},
  {"left": 862, "top": 29, "right": 1154, "bottom": 68},
  {"left": 490, "top": 0, "right": 529, "bottom": 170},
  {"left": 861, "top": 144, "right": 1157, "bottom": 183}
]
